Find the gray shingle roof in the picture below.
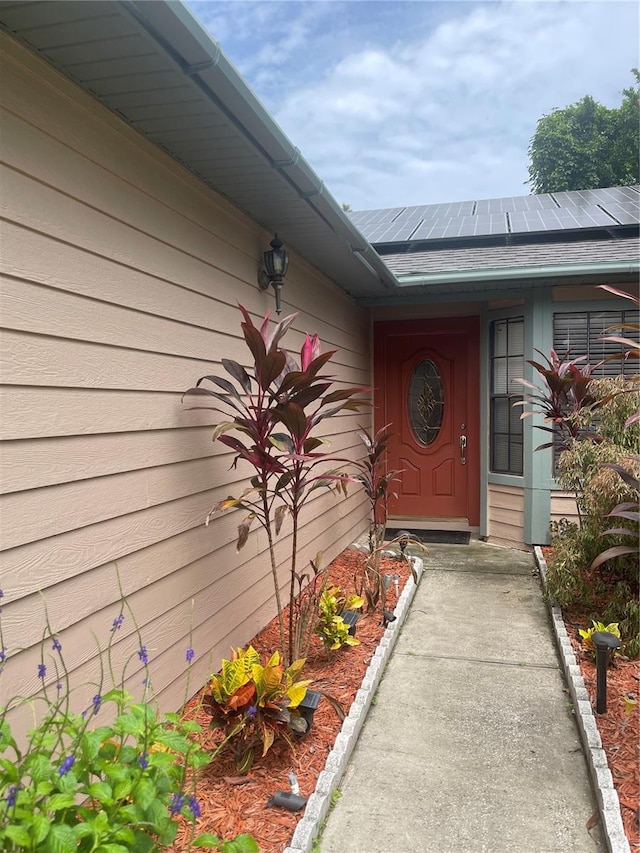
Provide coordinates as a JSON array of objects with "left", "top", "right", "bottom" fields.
[{"left": 383, "top": 237, "right": 640, "bottom": 277}]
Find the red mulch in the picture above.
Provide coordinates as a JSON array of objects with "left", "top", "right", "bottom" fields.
[
  {"left": 170, "top": 549, "right": 412, "bottom": 853},
  {"left": 541, "top": 547, "right": 640, "bottom": 851}
]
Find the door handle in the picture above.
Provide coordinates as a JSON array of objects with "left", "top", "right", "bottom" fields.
[{"left": 459, "top": 434, "right": 467, "bottom": 465}]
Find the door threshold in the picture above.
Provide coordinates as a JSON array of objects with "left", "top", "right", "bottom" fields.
[{"left": 387, "top": 518, "right": 479, "bottom": 534}]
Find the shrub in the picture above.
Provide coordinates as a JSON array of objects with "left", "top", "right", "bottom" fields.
[
  {"left": 202, "top": 646, "right": 311, "bottom": 774},
  {"left": 316, "top": 587, "right": 364, "bottom": 651},
  {"left": 523, "top": 344, "right": 639, "bottom": 656},
  {"left": 0, "top": 595, "right": 256, "bottom": 852}
]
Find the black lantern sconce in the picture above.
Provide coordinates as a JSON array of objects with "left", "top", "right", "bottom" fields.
[{"left": 258, "top": 234, "right": 289, "bottom": 314}]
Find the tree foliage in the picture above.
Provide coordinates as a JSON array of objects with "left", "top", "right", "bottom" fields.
[{"left": 527, "top": 70, "right": 640, "bottom": 194}]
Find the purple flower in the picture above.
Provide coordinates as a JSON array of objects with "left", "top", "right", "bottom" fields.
[
  {"left": 37, "top": 663, "right": 46, "bottom": 679},
  {"left": 7, "top": 785, "right": 18, "bottom": 807},
  {"left": 142, "top": 677, "right": 150, "bottom": 687},
  {"left": 188, "top": 796, "right": 201, "bottom": 819},
  {"left": 169, "top": 793, "right": 185, "bottom": 815},
  {"left": 92, "top": 694, "right": 102, "bottom": 714},
  {"left": 111, "top": 614, "right": 124, "bottom": 632},
  {"left": 56, "top": 683, "right": 62, "bottom": 691},
  {"left": 138, "top": 752, "right": 149, "bottom": 770},
  {"left": 0, "top": 590, "right": 4, "bottom": 598},
  {"left": 246, "top": 705, "right": 257, "bottom": 720},
  {"left": 58, "top": 755, "right": 75, "bottom": 776},
  {"left": 52, "top": 638, "right": 62, "bottom": 652},
  {"left": 138, "top": 646, "right": 148, "bottom": 665},
  {"left": 185, "top": 647, "right": 195, "bottom": 663},
  {"left": 0, "top": 647, "right": 6, "bottom": 663}
]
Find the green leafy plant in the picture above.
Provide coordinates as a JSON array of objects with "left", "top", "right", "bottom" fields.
[
  {"left": 183, "top": 305, "right": 369, "bottom": 666},
  {"left": 517, "top": 286, "right": 639, "bottom": 656},
  {"left": 545, "top": 379, "right": 639, "bottom": 631},
  {"left": 0, "top": 593, "right": 255, "bottom": 852},
  {"left": 589, "top": 286, "right": 640, "bottom": 588},
  {"left": 202, "top": 645, "right": 311, "bottom": 774},
  {"left": 316, "top": 587, "right": 364, "bottom": 651}
]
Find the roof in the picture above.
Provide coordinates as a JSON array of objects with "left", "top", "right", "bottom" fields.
[
  {"left": 0, "top": 0, "right": 396, "bottom": 298},
  {"left": 384, "top": 236, "right": 640, "bottom": 277}
]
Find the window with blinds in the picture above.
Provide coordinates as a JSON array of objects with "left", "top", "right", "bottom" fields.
[
  {"left": 490, "top": 317, "right": 524, "bottom": 475},
  {"left": 553, "top": 310, "right": 640, "bottom": 377}
]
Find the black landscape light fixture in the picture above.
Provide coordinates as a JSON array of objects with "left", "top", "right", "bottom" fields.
[
  {"left": 258, "top": 234, "right": 289, "bottom": 314},
  {"left": 297, "top": 689, "right": 322, "bottom": 731},
  {"left": 592, "top": 630, "right": 622, "bottom": 714}
]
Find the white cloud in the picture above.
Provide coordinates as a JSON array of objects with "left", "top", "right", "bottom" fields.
[{"left": 186, "top": 0, "right": 639, "bottom": 208}]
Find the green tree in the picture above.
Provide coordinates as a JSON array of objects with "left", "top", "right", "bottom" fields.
[{"left": 527, "top": 71, "right": 640, "bottom": 194}]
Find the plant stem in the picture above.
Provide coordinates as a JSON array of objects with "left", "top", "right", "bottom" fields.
[{"left": 263, "top": 490, "right": 286, "bottom": 661}]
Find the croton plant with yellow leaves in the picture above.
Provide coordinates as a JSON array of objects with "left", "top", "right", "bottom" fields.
[{"left": 202, "top": 645, "right": 311, "bottom": 774}]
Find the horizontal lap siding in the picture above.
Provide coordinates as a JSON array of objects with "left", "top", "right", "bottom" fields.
[
  {"left": 550, "top": 491, "right": 579, "bottom": 526},
  {"left": 487, "top": 483, "right": 526, "bottom": 549},
  {"left": 0, "top": 35, "right": 370, "bottom": 727}
]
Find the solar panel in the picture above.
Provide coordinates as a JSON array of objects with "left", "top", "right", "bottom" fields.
[
  {"left": 350, "top": 207, "right": 406, "bottom": 228},
  {"left": 350, "top": 185, "right": 639, "bottom": 244},
  {"left": 604, "top": 202, "right": 640, "bottom": 226},
  {"left": 508, "top": 205, "right": 619, "bottom": 234},
  {"left": 411, "top": 214, "right": 508, "bottom": 241},
  {"left": 552, "top": 186, "right": 639, "bottom": 208},
  {"left": 361, "top": 220, "right": 419, "bottom": 243},
  {"left": 475, "top": 194, "right": 559, "bottom": 214}
]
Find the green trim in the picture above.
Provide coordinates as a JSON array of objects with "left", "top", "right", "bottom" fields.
[
  {"left": 523, "top": 289, "right": 554, "bottom": 545},
  {"left": 551, "top": 297, "right": 638, "bottom": 313},
  {"left": 395, "top": 260, "right": 638, "bottom": 288},
  {"left": 356, "top": 276, "right": 637, "bottom": 307},
  {"left": 524, "top": 487, "right": 551, "bottom": 545},
  {"left": 488, "top": 473, "right": 525, "bottom": 487},
  {"left": 479, "top": 303, "right": 489, "bottom": 537}
]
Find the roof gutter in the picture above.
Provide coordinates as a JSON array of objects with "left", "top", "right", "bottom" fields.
[
  {"left": 394, "top": 259, "right": 640, "bottom": 288},
  {"left": 122, "top": 1, "right": 398, "bottom": 291}
]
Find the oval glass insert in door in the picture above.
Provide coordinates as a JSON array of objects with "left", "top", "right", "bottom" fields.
[{"left": 408, "top": 359, "right": 444, "bottom": 446}]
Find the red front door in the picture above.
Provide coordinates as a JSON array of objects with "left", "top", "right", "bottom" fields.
[{"left": 374, "top": 318, "right": 480, "bottom": 524}]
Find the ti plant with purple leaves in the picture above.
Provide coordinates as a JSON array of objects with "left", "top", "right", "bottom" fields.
[
  {"left": 352, "top": 424, "right": 401, "bottom": 611},
  {"left": 513, "top": 348, "right": 608, "bottom": 452},
  {"left": 184, "top": 305, "right": 369, "bottom": 666},
  {"left": 0, "top": 591, "right": 257, "bottom": 853}
]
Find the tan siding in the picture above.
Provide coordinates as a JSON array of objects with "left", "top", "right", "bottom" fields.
[
  {"left": 550, "top": 491, "right": 580, "bottom": 525},
  {"left": 552, "top": 284, "right": 638, "bottom": 303},
  {"left": 1, "top": 214, "right": 365, "bottom": 351},
  {"left": 487, "top": 483, "right": 526, "bottom": 549},
  {"left": 0, "top": 429, "right": 358, "bottom": 494},
  {"left": 0, "top": 34, "right": 370, "bottom": 727},
  {"left": 371, "top": 302, "right": 480, "bottom": 321}
]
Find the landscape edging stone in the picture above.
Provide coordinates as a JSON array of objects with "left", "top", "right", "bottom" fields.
[
  {"left": 283, "top": 553, "right": 424, "bottom": 853},
  {"left": 534, "top": 546, "right": 631, "bottom": 853}
]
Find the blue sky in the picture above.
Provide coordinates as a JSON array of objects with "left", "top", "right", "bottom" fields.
[{"left": 184, "top": 0, "right": 638, "bottom": 210}]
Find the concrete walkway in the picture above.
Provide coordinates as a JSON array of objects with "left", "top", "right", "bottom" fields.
[{"left": 319, "top": 541, "right": 602, "bottom": 853}]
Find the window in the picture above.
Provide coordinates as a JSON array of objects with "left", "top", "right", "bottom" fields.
[
  {"left": 408, "top": 359, "right": 444, "bottom": 446},
  {"left": 490, "top": 318, "right": 524, "bottom": 475},
  {"left": 553, "top": 309, "right": 639, "bottom": 377}
]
